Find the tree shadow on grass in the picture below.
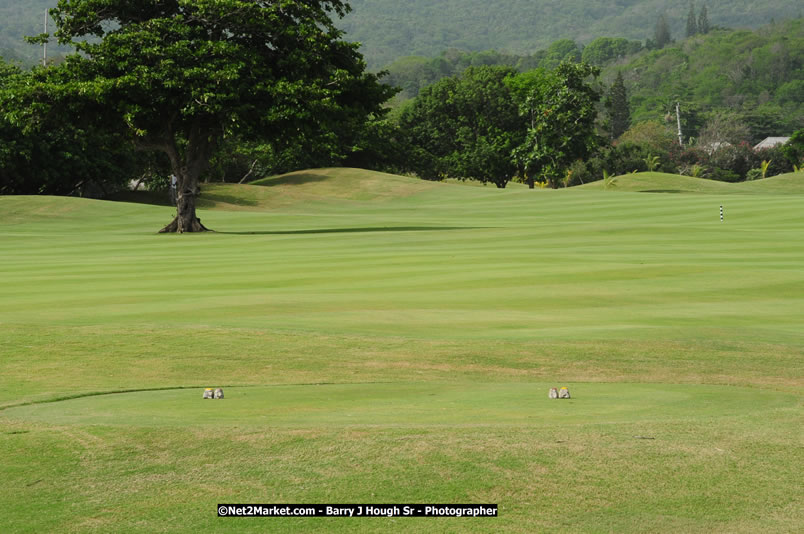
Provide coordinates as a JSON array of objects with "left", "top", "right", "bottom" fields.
[
  {"left": 254, "top": 173, "right": 331, "bottom": 187},
  {"left": 217, "top": 226, "right": 489, "bottom": 235},
  {"left": 107, "top": 191, "right": 172, "bottom": 206},
  {"left": 198, "top": 193, "right": 259, "bottom": 207}
]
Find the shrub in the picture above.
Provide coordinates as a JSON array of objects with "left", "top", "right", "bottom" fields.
[
  {"left": 607, "top": 142, "right": 650, "bottom": 174},
  {"left": 755, "top": 146, "right": 793, "bottom": 177},
  {"left": 708, "top": 142, "right": 757, "bottom": 180},
  {"left": 619, "top": 121, "right": 678, "bottom": 154},
  {"left": 745, "top": 168, "right": 763, "bottom": 181},
  {"left": 780, "top": 129, "right": 804, "bottom": 167},
  {"left": 708, "top": 167, "right": 741, "bottom": 182},
  {"left": 672, "top": 146, "right": 709, "bottom": 176}
]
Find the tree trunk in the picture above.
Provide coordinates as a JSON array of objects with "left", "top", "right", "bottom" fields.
[
  {"left": 527, "top": 177, "right": 535, "bottom": 189},
  {"left": 158, "top": 121, "right": 214, "bottom": 233},
  {"left": 159, "top": 184, "right": 209, "bottom": 233}
]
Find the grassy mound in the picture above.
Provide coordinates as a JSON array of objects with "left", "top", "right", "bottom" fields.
[
  {"left": 246, "top": 167, "right": 443, "bottom": 205},
  {"left": 579, "top": 171, "right": 804, "bottom": 195},
  {"left": 107, "top": 169, "right": 804, "bottom": 216},
  {"left": 578, "top": 172, "right": 737, "bottom": 193},
  {"left": 107, "top": 168, "right": 446, "bottom": 212},
  {"left": 737, "top": 171, "right": 804, "bottom": 194}
]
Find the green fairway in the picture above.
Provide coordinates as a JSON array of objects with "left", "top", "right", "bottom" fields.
[{"left": 1, "top": 169, "right": 802, "bottom": 532}]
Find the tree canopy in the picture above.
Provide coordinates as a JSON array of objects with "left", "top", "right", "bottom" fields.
[
  {"left": 395, "top": 62, "right": 602, "bottom": 189},
  {"left": 581, "top": 37, "right": 643, "bottom": 66},
  {"left": 653, "top": 14, "right": 673, "bottom": 49},
  {"left": 397, "top": 66, "right": 523, "bottom": 188},
  {"left": 0, "top": 58, "right": 149, "bottom": 196},
  {"left": 686, "top": 3, "right": 698, "bottom": 38},
  {"left": 510, "top": 63, "right": 602, "bottom": 188},
  {"left": 11, "top": 0, "right": 394, "bottom": 232},
  {"left": 606, "top": 71, "right": 631, "bottom": 140}
]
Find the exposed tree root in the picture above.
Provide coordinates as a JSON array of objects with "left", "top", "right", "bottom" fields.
[{"left": 158, "top": 216, "right": 210, "bottom": 233}]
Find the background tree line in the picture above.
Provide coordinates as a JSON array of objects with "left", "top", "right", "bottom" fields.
[
  {"left": 1, "top": 4, "right": 802, "bottom": 207},
  {"left": 384, "top": 62, "right": 802, "bottom": 189},
  {"left": 383, "top": 19, "right": 804, "bottom": 142}
]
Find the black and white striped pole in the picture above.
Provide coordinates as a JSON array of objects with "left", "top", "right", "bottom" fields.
[{"left": 720, "top": 205, "right": 724, "bottom": 222}]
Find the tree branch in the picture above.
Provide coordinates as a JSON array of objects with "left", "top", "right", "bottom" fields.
[{"left": 239, "top": 159, "right": 259, "bottom": 183}]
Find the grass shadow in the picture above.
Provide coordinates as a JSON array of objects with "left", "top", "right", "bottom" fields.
[
  {"left": 107, "top": 191, "right": 172, "bottom": 206},
  {"left": 198, "top": 194, "right": 259, "bottom": 207},
  {"left": 217, "top": 226, "right": 488, "bottom": 235},
  {"left": 253, "top": 174, "right": 331, "bottom": 187}
]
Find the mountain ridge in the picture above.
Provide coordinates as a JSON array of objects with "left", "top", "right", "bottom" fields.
[
  {"left": 1, "top": 1, "right": 801, "bottom": 67},
  {"left": 342, "top": 0, "right": 802, "bottom": 68}
]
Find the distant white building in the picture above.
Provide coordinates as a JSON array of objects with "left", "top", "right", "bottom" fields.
[
  {"left": 754, "top": 137, "right": 790, "bottom": 150},
  {"left": 702, "top": 141, "right": 732, "bottom": 155}
]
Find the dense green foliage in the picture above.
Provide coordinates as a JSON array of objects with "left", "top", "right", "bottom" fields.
[
  {"left": 7, "top": 0, "right": 394, "bottom": 232},
  {"left": 394, "top": 63, "right": 602, "bottom": 189},
  {"left": 564, "top": 125, "right": 801, "bottom": 186},
  {"left": 699, "top": 5, "right": 711, "bottom": 35},
  {"left": 606, "top": 72, "right": 632, "bottom": 140},
  {"left": 397, "top": 66, "right": 523, "bottom": 187},
  {"left": 687, "top": 3, "right": 698, "bottom": 38},
  {"left": 0, "top": 61, "right": 150, "bottom": 196},
  {"left": 384, "top": 20, "right": 803, "bottom": 138},
  {"left": 510, "top": 63, "right": 602, "bottom": 188},
  {"left": 384, "top": 20, "right": 803, "bottom": 148},
  {"left": 781, "top": 129, "right": 804, "bottom": 167},
  {"left": 2, "top": 6, "right": 801, "bottom": 194},
  {"left": 380, "top": 20, "right": 801, "bottom": 187},
  {"left": 581, "top": 37, "right": 643, "bottom": 66},
  {"left": 611, "top": 18, "right": 804, "bottom": 140},
  {"left": 339, "top": 0, "right": 801, "bottom": 68},
  {"left": 384, "top": 49, "right": 548, "bottom": 102}
]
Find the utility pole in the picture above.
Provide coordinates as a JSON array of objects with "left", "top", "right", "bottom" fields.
[
  {"left": 43, "top": 9, "right": 48, "bottom": 67},
  {"left": 675, "top": 102, "right": 684, "bottom": 146}
]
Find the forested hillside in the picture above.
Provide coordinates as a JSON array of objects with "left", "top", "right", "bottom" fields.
[
  {"left": 341, "top": 0, "right": 802, "bottom": 68},
  {"left": 1, "top": 1, "right": 801, "bottom": 67},
  {"left": 607, "top": 19, "right": 804, "bottom": 139},
  {"left": 383, "top": 19, "right": 804, "bottom": 143}
]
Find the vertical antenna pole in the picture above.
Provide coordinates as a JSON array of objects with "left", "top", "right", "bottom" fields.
[{"left": 43, "top": 9, "right": 48, "bottom": 67}]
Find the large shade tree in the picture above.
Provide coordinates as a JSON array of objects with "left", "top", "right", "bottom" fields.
[
  {"left": 25, "top": 0, "right": 393, "bottom": 232},
  {"left": 1, "top": 58, "right": 149, "bottom": 196},
  {"left": 509, "top": 62, "right": 602, "bottom": 188},
  {"left": 398, "top": 65, "right": 523, "bottom": 188}
]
